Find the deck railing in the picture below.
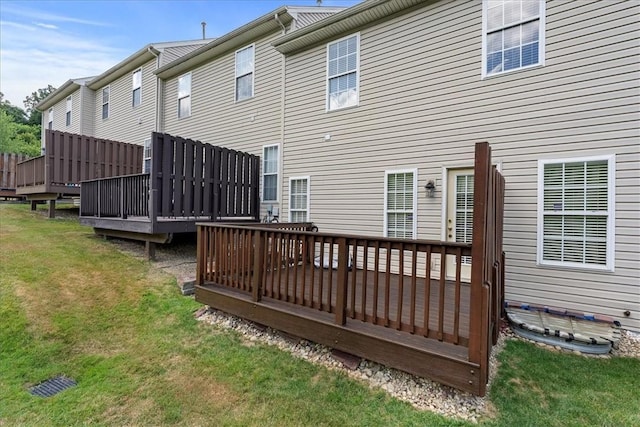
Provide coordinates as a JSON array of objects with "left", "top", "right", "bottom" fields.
[
  {"left": 195, "top": 142, "right": 505, "bottom": 396},
  {"left": 16, "top": 130, "right": 142, "bottom": 195},
  {"left": 198, "top": 224, "right": 473, "bottom": 346},
  {"left": 1, "top": 153, "right": 29, "bottom": 194},
  {"left": 80, "top": 132, "right": 261, "bottom": 230}
]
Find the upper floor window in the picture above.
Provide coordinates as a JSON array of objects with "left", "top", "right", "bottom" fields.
[
  {"left": 178, "top": 73, "right": 191, "bottom": 118},
  {"left": 384, "top": 169, "right": 417, "bottom": 239},
  {"left": 235, "top": 45, "right": 254, "bottom": 101},
  {"left": 65, "top": 96, "right": 72, "bottom": 126},
  {"left": 327, "top": 33, "right": 359, "bottom": 111},
  {"left": 537, "top": 155, "right": 615, "bottom": 271},
  {"left": 102, "top": 86, "right": 110, "bottom": 120},
  {"left": 132, "top": 69, "right": 142, "bottom": 107},
  {"left": 483, "top": 0, "right": 545, "bottom": 77},
  {"left": 262, "top": 144, "right": 279, "bottom": 202},
  {"left": 48, "top": 108, "right": 53, "bottom": 130}
]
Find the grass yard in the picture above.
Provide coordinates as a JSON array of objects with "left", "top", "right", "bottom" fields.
[{"left": 1, "top": 203, "right": 638, "bottom": 426}]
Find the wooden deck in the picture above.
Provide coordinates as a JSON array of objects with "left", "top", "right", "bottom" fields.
[
  {"left": 79, "top": 132, "right": 260, "bottom": 239},
  {"left": 196, "top": 142, "right": 505, "bottom": 396}
]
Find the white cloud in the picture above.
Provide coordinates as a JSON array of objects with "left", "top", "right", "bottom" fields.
[
  {"left": 35, "top": 22, "right": 59, "bottom": 30},
  {"left": 0, "top": 19, "right": 125, "bottom": 106},
  {"left": 1, "top": 4, "right": 111, "bottom": 27}
]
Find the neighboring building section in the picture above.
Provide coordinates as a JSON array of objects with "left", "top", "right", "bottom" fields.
[
  {"left": 273, "top": 0, "right": 640, "bottom": 330},
  {"left": 36, "top": 77, "right": 95, "bottom": 151}
]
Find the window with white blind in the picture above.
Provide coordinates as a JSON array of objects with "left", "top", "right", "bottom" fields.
[
  {"left": 178, "top": 73, "right": 191, "bottom": 118},
  {"left": 537, "top": 156, "right": 615, "bottom": 270},
  {"left": 289, "top": 177, "right": 309, "bottom": 222},
  {"left": 143, "top": 139, "right": 152, "bottom": 174},
  {"left": 65, "top": 96, "right": 72, "bottom": 126},
  {"left": 385, "top": 170, "right": 417, "bottom": 238},
  {"left": 102, "top": 86, "right": 110, "bottom": 120},
  {"left": 482, "top": 0, "right": 545, "bottom": 77},
  {"left": 132, "top": 69, "right": 142, "bottom": 107},
  {"left": 235, "top": 45, "right": 254, "bottom": 101},
  {"left": 262, "top": 144, "right": 279, "bottom": 202},
  {"left": 327, "top": 33, "right": 359, "bottom": 111},
  {"left": 455, "top": 174, "right": 474, "bottom": 264}
]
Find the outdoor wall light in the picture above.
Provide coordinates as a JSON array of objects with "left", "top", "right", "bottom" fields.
[{"left": 425, "top": 180, "right": 436, "bottom": 198}]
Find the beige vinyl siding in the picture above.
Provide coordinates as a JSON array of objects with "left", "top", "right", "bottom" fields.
[
  {"left": 163, "top": 30, "right": 285, "bottom": 205},
  {"left": 282, "top": 0, "right": 640, "bottom": 330},
  {"left": 160, "top": 44, "right": 209, "bottom": 67},
  {"left": 80, "top": 85, "right": 95, "bottom": 136},
  {"left": 94, "top": 58, "right": 157, "bottom": 145}
]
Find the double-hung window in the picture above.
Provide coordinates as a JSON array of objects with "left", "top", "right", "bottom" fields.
[
  {"left": 385, "top": 170, "right": 417, "bottom": 238},
  {"left": 143, "top": 139, "right": 152, "bottom": 174},
  {"left": 537, "top": 156, "right": 615, "bottom": 270},
  {"left": 48, "top": 108, "right": 53, "bottom": 130},
  {"left": 132, "top": 69, "right": 142, "bottom": 107},
  {"left": 262, "top": 144, "right": 279, "bottom": 202},
  {"left": 178, "top": 73, "right": 191, "bottom": 118},
  {"left": 483, "top": 0, "right": 545, "bottom": 76},
  {"left": 289, "top": 177, "right": 309, "bottom": 222},
  {"left": 65, "top": 96, "right": 72, "bottom": 126},
  {"left": 327, "top": 34, "right": 359, "bottom": 111},
  {"left": 235, "top": 45, "right": 254, "bottom": 101},
  {"left": 102, "top": 86, "right": 110, "bottom": 120}
]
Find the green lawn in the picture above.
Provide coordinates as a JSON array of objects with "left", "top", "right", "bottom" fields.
[{"left": 1, "top": 203, "right": 638, "bottom": 426}]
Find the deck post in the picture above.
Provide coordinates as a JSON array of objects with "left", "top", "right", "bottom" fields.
[
  {"left": 145, "top": 241, "right": 156, "bottom": 261},
  {"left": 196, "top": 225, "right": 204, "bottom": 286},
  {"left": 469, "top": 142, "right": 491, "bottom": 396},
  {"left": 48, "top": 199, "right": 56, "bottom": 219},
  {"left": 31, "top": 200, "right": 37, "bottom": 211},
  {"left": 335, "top": 237, "right": 349, "bottom": 326},
  {"left": 252, "top": 229, "right": 265, "bottom": 302},
  {"left": 149, "top": 189, "right": 157, "bottom": 233}
]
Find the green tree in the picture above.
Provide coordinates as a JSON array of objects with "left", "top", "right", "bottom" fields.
[
  {"left": 0, "top": 92, "right": 27, "bottom": 124},
  {"left": 23, "top": 85, "right": 56, "bottom": 126},
  {"left": 0, "top": 110, "right": 41, "bottom": 157}
]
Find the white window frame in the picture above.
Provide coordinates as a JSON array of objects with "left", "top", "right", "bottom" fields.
[
  {"left": 177, "top": 73, "right": 191, "bottom": 118},
  {"left": 384, "top": 168, "right": 418, "bottom": 239},
  {"left": 536, "top": 155, "right": 615, "bottom": 271},
  {"left": 326, "top": 33, "right": 360, "bottom": 112},
  {"left": 48, "top": 108, "right": 53, "bottom": 130},
  {"left": 65, "top": 96, "right": 72, "bottom": 126},
  {"left": 132, "top": 69, "right": 142, "bottom": 107},
  {"left": 143, "top": 138, "right": 152, "bottom": 174},
  {"left": 262, "top": 144, "right": 279, "bottom": 203},
  {"left": 235, "top": 44, "right": 254, "bottom": 102},
  {"left": 102, "top": 86, "right": 110, "bottom": 120},
  {"left": 481, "top": 0, "right": 545, "bottom": 78},
  {"left": 289, "top": 176, "right": 310, "bottom": 222}
]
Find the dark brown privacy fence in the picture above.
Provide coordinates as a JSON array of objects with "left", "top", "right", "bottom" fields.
[
  {"left": 0, "top": 153, "right": 28, "bottom": 191},
  {"left": 16, "top": 130, "right": 142, "bottom": 195},
  {"left": 81, "top": 132, "right": 260, "bottom": 225}
]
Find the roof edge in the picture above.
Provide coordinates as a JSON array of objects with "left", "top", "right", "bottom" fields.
[{"left": 36, "top": 77, "right": 93, "bottom": 111}]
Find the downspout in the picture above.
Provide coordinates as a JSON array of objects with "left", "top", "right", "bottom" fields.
[
  {"left": 147, "top": 46, "right": 161, "bottom": 134},
  {"left": 275, "top": 13, "right": 287, "bottom": 211}
]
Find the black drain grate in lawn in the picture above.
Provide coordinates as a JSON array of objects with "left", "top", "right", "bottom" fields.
[{"left": 29, "top": 376, "right": 77, "bottom": 397}]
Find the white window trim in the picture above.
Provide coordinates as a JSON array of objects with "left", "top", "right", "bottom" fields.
[
  {"left": 48, "top": 108, "right": 53, "bottom": 129},
  {"left": 288, "top": 176, "right": 310, "bottom": 222},
  {"left": 102, "top": 85, "right": 110, "bottom": 120},
  {"left": 326, "top": 32, "right": 360, "bottom": 112},
  {"left": 132, "top": 68, "right": 142, "bottom": 107},
  {"left": 481, "top": 0, "right": 546, "bottom": 78},
  {"left": 384, "top": 168, "right": 418, "bottom": 238},
  {"left": 235, "top": 44, "right": 255, "bottom": 102},
  {"left": 262, "top": 143, "right": 279, "bottom": 203},
  {"left": 177, "top": 72, "right": 192, "bottom": 119},
  {"left": 536, "top": 154, "right": 615, "bottom": 271},
  {"left": 65, "top": 95, "right": 72, "bottom": 127}
]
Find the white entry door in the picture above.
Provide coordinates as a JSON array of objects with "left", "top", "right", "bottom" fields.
[{"left": 445, "top": 169, "right": 474, "bottom": 282}]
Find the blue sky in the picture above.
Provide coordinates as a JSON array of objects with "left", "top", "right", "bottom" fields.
[{"left": 0, "top": 0, "right": 361, "bottom": 107}]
